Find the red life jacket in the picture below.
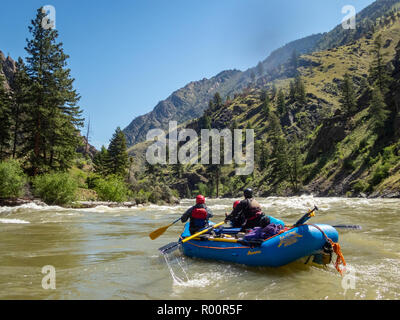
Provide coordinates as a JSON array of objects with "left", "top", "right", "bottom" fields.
[{"left": 191, "top": 207, "right": 208, "bottom": 219}]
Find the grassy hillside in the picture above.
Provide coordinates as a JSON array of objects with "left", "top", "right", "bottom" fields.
[{"left": 131, "top": 11, "right": 400, "bottom": 198}]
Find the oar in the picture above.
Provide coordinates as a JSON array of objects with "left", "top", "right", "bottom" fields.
[
  {"left": 333, "top": 224, "right": 362, "bottom": 230},
  {"left": 149, "top": 217, "right": 181, "bottom": 240},
  {"left": 159, "top": 221, "right": 225, "bottom": 254},
  {"left": 293, "top": 205, "right": 319, "bottom": 227}
]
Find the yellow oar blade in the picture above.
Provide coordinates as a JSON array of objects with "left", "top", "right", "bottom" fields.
[{"left": 149, "top": 223, "right": 172, "bottom": 240}]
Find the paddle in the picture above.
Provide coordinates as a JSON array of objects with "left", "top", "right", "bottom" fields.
[
  {"left": 293, "top": 205, "right": 319, "bottom": 227},
  {"left": 333, "top": 224, "right": 362, "bottom": 230},
  {"left": 149, "top": 217, "right": 181, "bottom": 240},
  {"left": 159, "top": 221, "right": 225, "bottom": 254},
  {"left": 291, "top": 207, "right": 361, "bottom": 230}
]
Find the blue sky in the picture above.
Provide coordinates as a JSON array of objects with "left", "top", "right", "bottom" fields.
[{"left": 0, "top": 0, "right": 375, "bottom": 148}]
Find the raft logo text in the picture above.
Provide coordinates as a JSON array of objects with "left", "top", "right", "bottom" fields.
[
  {"left": 277, "top": 231, "right": 303, "bottom": 247},
  {"left": 146, "top": 121, "right": 254, "bottom": 175}
]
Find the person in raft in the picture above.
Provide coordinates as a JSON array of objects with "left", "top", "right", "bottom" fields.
[
  {"left": 181, "top": 195, "right": 214, "bottom": 235},
  {"left": 225, "top": 188, "right": 270, "bottom": 231},
  {"left": 226, "top": 200, "right": 244, "bottom": 228}
]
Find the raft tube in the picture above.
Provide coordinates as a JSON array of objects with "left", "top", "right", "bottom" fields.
[{"left": 180, "top": 222, "right": 338, "bottom": 267}]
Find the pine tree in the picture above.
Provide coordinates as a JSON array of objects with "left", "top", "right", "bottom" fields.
[
  {"left": 24, "top": 8, "right": 83, "bottom": 174},
  {"left": 340, "top": 73, "right": 358, "bottom": 114},
  {"left": 213, "top": 92, "right": 222, "bottom": 108},
  {"left": 369, "top": 87, "right": 389, "bottom": 131},
  {"left": 268, "top": 112, "right": 288, "bottom": 179},
  {"left": 261, "top": 93, "right": 270, "bottom": 117},
  {"left": 260, "top": 89, "right": 268, "bottom": 102},
  {"left": 207, "top": 99, "right": 214, "bottom": 112},
  {"left": 257, "top": 141, "right": 268, "bottom": 171},
  {"left": 10, "top": 58, "right": 31, "bottom": 159},
  {"left": 107, "top": 127, "right": 129, "bottom": 176},
  {"left": 294, "top": 75, "right": 307, "bottom": 106},
  {"left": 277, "top": 89, "right": 286, "bottom": 115},
  {"left": 369, "top": 34, "right": 392, "bottom": 95},
  {"left": 209, "top": 164, "right": 221, "bottom": 197},
  {"left": 289, "top": 80, "right": 296, "bottom": 102},
  {"left": 201, "top": 114, "right": 212, "bottom": 130},
  {"left": 0, "top": 72, "right": 12, "bottom": 159},
  {"left": 287, "top": 136, "right": 302, "bottom": 192},
  {"left": 93, "top": 145, "right": 109, "bottom": 176},
  {"left": 271, "top": 84, "right": 277, "bottom": 100}
]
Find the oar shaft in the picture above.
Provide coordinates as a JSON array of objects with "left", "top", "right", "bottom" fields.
[
  {"left": 171, "top": 217, "right": 181, "bottom": 226},
  {"left": 294, "top": 206, "right": 318, "bottom": 226},
  {"left": 181, "top": 221, "right": 225, "bottom": 243}
]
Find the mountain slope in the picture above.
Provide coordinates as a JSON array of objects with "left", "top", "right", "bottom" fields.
[
  {"left": 123, "top": 0, "right": 400, "bottom": 148},
  {"left": 123, "top": 69, "right": 243, "bottom": 146},
  {"left": 180, "top": 13, "right": 400, "bottom": 197},
  {"left": 123, "top": 33, "right": 325, "bottom": 146}
]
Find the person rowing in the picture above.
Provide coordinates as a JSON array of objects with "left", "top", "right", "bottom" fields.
[
  {"left": 225, "top": 188, "right": 270, "bottom": 231},
  {"left": 226, "top": 200, "right": 244, "bottom": 228},
  {"left": 180, "top": 195, "right": 214, "bottom": 235}
]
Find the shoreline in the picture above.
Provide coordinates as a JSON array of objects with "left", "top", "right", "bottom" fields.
[{"left": 1, "top": 192, "right": 399, "bottom": 209}]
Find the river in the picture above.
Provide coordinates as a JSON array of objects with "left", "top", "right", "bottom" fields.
[{"left": 0, "top": 196, "right": 399, "bottom": 300}]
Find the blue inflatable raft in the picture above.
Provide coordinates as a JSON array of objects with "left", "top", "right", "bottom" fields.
[{"left": 180, "top": 221, "right": 339, "bottom": 267}]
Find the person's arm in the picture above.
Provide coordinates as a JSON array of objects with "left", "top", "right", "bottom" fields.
[
  {"left": 181, "top": 207, "right": 192, "bottom": 222},
  {"left": 206, "top": 207, "right": 213, "bottom": 219},
  {"left": 225, "top": 201, "right": 244, "bottom": 221}
]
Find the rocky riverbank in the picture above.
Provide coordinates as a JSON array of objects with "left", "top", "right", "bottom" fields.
[{"left": 0, "top": 198, "right": 180, "bottom": 209}]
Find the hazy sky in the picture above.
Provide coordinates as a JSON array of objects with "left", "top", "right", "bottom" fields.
[{"left": 0, "top": 0, "right": 375, "bottom": 148}]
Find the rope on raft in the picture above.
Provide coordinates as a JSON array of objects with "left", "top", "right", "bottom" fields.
[{"left": 308, "top": 224, "right": 347, "bottom": 275}]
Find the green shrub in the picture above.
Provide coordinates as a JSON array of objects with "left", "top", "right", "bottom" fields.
[
  {"left": 75, "top": 158, "right": 86, "bottom": 170},
  {"left": 86, "top": 173, "right": 101, "bottom": 189},
  {"left": 149, "top": 186, "right": 163, "bottom": 204},
  {"left": 367, "top": 155, "right": 379, "bottom": 167},
  {"left": 350, "top": 179, "right": 369, "bottom": 193},
  {"left": 133, "top": 189, "right": 151, "bottom": 204},
  {"left": 196, "top": 183, "right": 210, "bottom": 196},
  {"left": 370, "top": 163, "right": 390, "bottom": 186},
  {"left": 94, "top": 175, "right": 129, "bottom": 202},
  {"left": 0, "top": 160, "right": 27, "bottom": 199},
  {"left": 33, "top": 172, "right": 78, "bottom": 205},
  {"left": 343, "top": 157, "right": 356, "bottom": 171}
]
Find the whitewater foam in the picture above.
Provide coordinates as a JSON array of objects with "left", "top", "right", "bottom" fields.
[{"left": 0, "top": 218, "right": 30, "bottom": 224}]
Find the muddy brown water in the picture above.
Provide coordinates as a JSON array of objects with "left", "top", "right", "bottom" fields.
[{"left": 0, "top": 196, "right": 399, "bottom": 300}]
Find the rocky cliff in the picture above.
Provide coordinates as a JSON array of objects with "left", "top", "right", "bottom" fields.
[{"left": 0, "top": 50, "right": 16, "bottom": 89}]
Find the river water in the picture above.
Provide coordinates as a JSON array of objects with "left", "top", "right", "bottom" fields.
[{"left": 0, "top": 196, "right": 399, "bottom": 300}]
